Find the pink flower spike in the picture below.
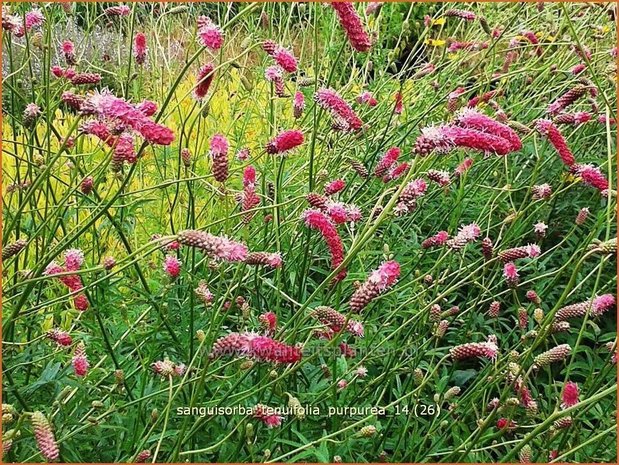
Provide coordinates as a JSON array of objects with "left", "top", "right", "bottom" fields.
[
  {"left": 561, "top": 381, "right": 579, "bottom": 409},
  {"left": 266, "top": 129, "right": 304, "bottom": 155},
  {"left": 64, "top": 248, "right": 84, "bottom": 271},
  {"left": 315, "top": 88, "right": 363, "bottom": 132},
  {"left": 163, "top": 255, "right": 181, "bottom": 279},
  {"left": 455, "top": 108, "right": 522, "bottom": 152},
  {"left": 330, "top": 2, "right": 372, "bottom": 52},
  {"left": 349, "top": 261, "right": 400, "bottom": 312},
  {"left": 535, "top": 119, "right": 575, "bottom": 166},
  {"left": 272, "top": 46, "right": 298, "bottom": 73},
  {"left": 325, "top": 179, "right": 346, "bottom": 196},
  {"left": 194, "top": 63, "right": 215, "bottom": 100},
  {"left": 253, "top": 404, "right": 284, "bottom": 428},
  {"left": 374, "top": 147, "right": 401, "bottom": 178},
  {"left": 450, "top": 341, "right": 498, "bottom": 361},
  {"left": 302, "top": 209, "right": 346, "bottom": 281},
  {"left": 293, "top": 91, "right": 305, "bottom": 119},
  {"left": 259, "top": 312, "right": 278, "bottom": 333},
  {"left": 503, "top": 262, "right": 519, "bottom": 287},
  {"left": 72, "top": 342, "right": 89, "bottom": 377},
  {"left": 592, "top": 294, "right": 615, "bottom": 317},
  {"left": 133, "top": 32, "right": 148, "bottom": 65},
  {"left": 572, "top": 164, "right": 609, "bottom": 192},
  {"left": 197, "top": 16, "right": 224, "bottom": 50}
]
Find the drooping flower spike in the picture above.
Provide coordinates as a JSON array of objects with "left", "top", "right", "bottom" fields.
[
  {"left": 302, "top": 209, "right": 347, "bottom": 282},
  {"left": 315, "top": 88, "right": 363, "bottom": 132}
]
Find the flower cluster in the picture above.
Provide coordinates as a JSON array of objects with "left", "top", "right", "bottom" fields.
[{"left": 330, "top": 2, "right": 372, "bottom": 52}]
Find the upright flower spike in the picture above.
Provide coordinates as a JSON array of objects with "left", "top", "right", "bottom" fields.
[
  {"left": 489, "top": 301, "right": 500, "bottom": 317},
  {"left": 315, "top": 88, "right": 363, "bottom": 132},
  {"left": 395, "top": 179, "right": 427, "bottom": 216},
  {"left": 264, "top": 65, "right": 285, "bottom": 97},
  {"left": 31, "top": 411, "right": 59, "bottom": 461},
  {"left": 293, "top": 91, "right": 305, "bottom": 119},
  {"left": 503, "top": 262, "right": 519, "bottom": 287},
  {"left": 133, "top": 32, "right": 147, "bottom": 65},
  {"left": 532, "top": 183, "right": 552, "bottom": 200},
  {"left": 481, "top": 237, "right": 494, "bottom": 260},
  {"left": 535, "top": 119, "right": 575, "bottom": 166},
  {"left": 194, "top": 63, "right": 215, "bottom": 100},
  {"left": 61, "top": 39, "right": 76, "bottom": 65},
  {"left": 22, "top": 103, "right": 41, "bottom": 129},
  {"left": 194, "top": 280, "right": 213, "bottom": 305},
  {"left": 454, "top": 158, "right": 474, "bottom": 177},
  {"left": 349, "top": 261, "right": 400, "bottom": 313},
  {"left": 386, "top": 91, "right": 402, "bottom": 117},
  {"left": 447, "top": 87, "right": 466, "bottom": 113},
  {"left": 266, "top": 129, "right": 304, "bottom": 155},
  {"left": 163, "top": 255, "right": 181, "bottom": 279},
  {"left": 302, "top": 209, "right": 347, "bottom": 282},
  {"left": 209, "top": 134, "right": 229, "bottom": 182},
  {"left": 72, "top": 342, "right": 89, "bottom": 377},
  {"left": 259, "top": 312, "right": 277, "bottom": 334},
  {"left": 575, "top": 207, "right": 589, "bottom": 225},
  {"left": 197, "top": 16, "right": 223, "bottom": 50},
  {"left": 330, "top": 2, "right": 372, "bottom": 52}
]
